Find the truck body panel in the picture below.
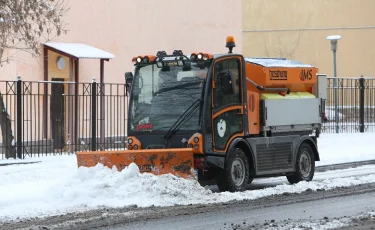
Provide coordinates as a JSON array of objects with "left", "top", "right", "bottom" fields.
[{"left": 262, "top": 97, "right": 321, "bottom": 127}]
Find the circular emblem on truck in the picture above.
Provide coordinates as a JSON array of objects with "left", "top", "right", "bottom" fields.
[{"left": 217, "top": 119, "right": 226, "bottom": 137}]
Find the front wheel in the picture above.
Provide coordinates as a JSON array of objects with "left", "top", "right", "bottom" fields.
[
  {"left": 217, "top": 148, "right": 250, "bottom": 192},
  {"left": 287, "top": 143, "right": 315, "bottom": 184}
]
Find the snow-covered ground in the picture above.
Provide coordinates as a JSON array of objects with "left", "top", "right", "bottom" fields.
[
  {"left": 316, "top": 132, "right": 375, "bottom": 166},
  {"left": 0, "top": 133, "right": 374, "bottom": 222}
]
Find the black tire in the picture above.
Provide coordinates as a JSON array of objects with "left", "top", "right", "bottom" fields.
[
  {"left": 217, "top": 148, "right": 250, "bottom": 192},
  {"left": 287, "top": 142, "right": 315, "bottom": 184}
]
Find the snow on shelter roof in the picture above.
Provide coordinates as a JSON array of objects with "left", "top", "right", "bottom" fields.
[
  {"left": 44, "top": 42, "right": 115, "bottom": 59},
  {"left": 245, "top": 57, "right": 314, "bottom": 68}
]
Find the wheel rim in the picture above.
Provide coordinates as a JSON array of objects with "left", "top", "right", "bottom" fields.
[
  {"left": 299, "top": 150, "right": 312, "bottom": 178},
  {"left": 231, "top": 158, "right": 246, "bottom": 186}
]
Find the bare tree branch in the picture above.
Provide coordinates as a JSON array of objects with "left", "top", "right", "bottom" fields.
[
  {"left": 0, "top": 0, "right": 70, "bottom": 64},
  {"left": 0, "top": 0, "right": 70, "bottom": 158},
  {"left": 260, "top": 9, "right": 313, "bottom": 59}
]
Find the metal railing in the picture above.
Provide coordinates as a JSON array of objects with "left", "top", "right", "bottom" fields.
[
  {"left": 0, "top": 79, "right": 128, "bottom": 159},
  {"left": 322, "top": 77, "right": 375, "bottom": 133},
  {"left": 0, "top": 76, "right": 374, "bottom": 159}
]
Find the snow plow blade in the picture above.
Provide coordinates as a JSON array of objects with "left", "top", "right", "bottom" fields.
[{"left": 76, "top": 148, "right": 195, "bottom": 178}]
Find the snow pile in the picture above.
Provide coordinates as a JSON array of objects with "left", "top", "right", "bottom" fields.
[
  {"left": 1, "top": 159, "right": 375, "bottom": 222},
  {"left": 47, "top": 163, "right": 212, "bottom": 208},
  {"left": 0, "top": 133, "right": 374, "bottom": 221},
  {"left": 244, "top": 58, "right": 314, "bottom": 68},
  {"left": 0, "top": 160, "right": 212, "bottom": 221}
]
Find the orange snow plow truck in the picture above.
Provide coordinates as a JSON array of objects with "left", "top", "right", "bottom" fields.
[{"left": 76, "top": 36, "right": 327, "bottom": 192}]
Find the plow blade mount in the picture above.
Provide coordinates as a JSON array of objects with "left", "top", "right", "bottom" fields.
[{"left": 76, "top": 148, "right": 195, "bottom": 178}]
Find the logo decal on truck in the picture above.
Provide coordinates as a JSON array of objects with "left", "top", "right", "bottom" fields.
[
  {"left": 300, "top": 69, "right": 313, "bottom": 81},
  {"left": 269, "top": 70, "right": 288, "bottom": 80},
  {"left": 217, "top": 119, "right": 226, "bottom": 137},
  {"left": 136, "top": 123, "right": 153, "bottom": 131}
]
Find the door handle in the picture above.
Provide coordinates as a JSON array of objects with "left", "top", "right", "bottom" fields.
[{"left": 236, "top": 108, "right": 243, "bottom": 114}]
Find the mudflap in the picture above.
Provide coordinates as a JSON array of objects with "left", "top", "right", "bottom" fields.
[{"left": 76, "top": 148, "right": 195, "bottom": 179}]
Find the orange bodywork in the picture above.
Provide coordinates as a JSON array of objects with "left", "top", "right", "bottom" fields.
[
  {"left": 247, "top": 90, "right": 260, "bottom": 135},
  {"left": 245, "top": 62, "right": 318, "bottom": 93},
  {"left": 127, "top": 136, "right": 142, "bottom": 150},
  {"left": 188, "top": 133, "right": 204, "bottom": 154},
  {"left": 76, "top": 148, "right": 195, "bottom": 179}
]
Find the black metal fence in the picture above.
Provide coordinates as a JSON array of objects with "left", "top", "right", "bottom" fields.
[
  {"left": 322, "top": 76, "right": 375, "bottom": 133},
  {"left": 0, "top": 76, "right": 374, "bottom": 159},
  {"left": 0, "top": 79, "right": 128, "bottom": 159}
]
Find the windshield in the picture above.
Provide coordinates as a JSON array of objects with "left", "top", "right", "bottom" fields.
[{"left": 129, "top": 63, "right": 207, "bottom": 133}]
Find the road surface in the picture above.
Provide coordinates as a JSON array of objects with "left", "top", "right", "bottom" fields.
[{"left": 103, "top": 183, "right": 375, "bottom": 230}]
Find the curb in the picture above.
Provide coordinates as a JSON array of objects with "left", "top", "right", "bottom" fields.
[
  {"left": 316, "top": 159, "right": 375, "bottom": 172},
  {"left": 0, "top": 161, "right": 41, "bottom": 167}
]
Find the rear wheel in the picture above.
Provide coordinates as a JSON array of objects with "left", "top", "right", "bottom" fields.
[
  {"left": 287, "top": 143, "right": 315, "bottom": 184},
  {"left": 217, "top": 148, "right": 249, "bottom": 192}
]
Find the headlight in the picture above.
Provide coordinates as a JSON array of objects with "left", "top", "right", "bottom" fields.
[
  {"left": 190, "top": 54, "right": 197, "bottom": 60},
  {"left": 156, "top": 61, "right": 163, "bottom": 68}
]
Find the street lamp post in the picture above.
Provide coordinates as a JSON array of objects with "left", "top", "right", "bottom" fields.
[{"left": 326, "top": 35, "right": 341, "bottom": 134}]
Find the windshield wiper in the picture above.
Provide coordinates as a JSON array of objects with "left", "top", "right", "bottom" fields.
[{"left": 164, "top": 99, "right": 201, "bottom": 141}]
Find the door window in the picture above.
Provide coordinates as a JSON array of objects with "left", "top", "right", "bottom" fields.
[
  {"left": 213, "top": 58, "right": 241, "bottom": 111},
  {"left": 212, "top": 57, "right": 243, "bottom": 151}
]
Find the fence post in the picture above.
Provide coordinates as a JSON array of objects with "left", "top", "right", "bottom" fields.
[
  {"left": 333, "top": 51, "right": 339, "bottom": 133},
  {"left": 359, "top": 76, "right": 365, "bottom": 133},
  {"left": 16, "top": 76, "right": 23, "bottom": 159},
  {"left": 91, "top": 78, "right": 97, "bottom": 151}
]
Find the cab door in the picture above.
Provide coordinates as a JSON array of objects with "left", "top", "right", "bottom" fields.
[{"left": 212, "top": 56, "right": 245, "bottom": 152}]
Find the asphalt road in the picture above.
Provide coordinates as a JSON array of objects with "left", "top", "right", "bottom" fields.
[
  {"left": 3, "top": 183, "right": 374, "bottom": 230},
  {"left": 104, "top": 184, "right": 375, "bottom": 230}
]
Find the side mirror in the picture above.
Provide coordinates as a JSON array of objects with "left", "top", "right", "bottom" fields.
[
  {"left": 218, "top": 70, "right": 234, "bottom": 95},
  {"left": 125, "top": 72, "right": 133, "bottom": 85},
  {"left": 125, "top": 72, "right": 133, "bottom": 95}
]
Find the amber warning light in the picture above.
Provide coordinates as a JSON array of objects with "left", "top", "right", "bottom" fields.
[{"left": 226, "top": 36, "right": 236, "bottom": 54}]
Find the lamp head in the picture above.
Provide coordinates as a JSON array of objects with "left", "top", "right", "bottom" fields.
[{"left": 326, "top": 35, "right": 342, "bottom": 51}]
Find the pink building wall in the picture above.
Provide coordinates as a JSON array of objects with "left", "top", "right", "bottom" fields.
[{"left": 0, "top": 0, "right": 242, "bottom": 83}]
